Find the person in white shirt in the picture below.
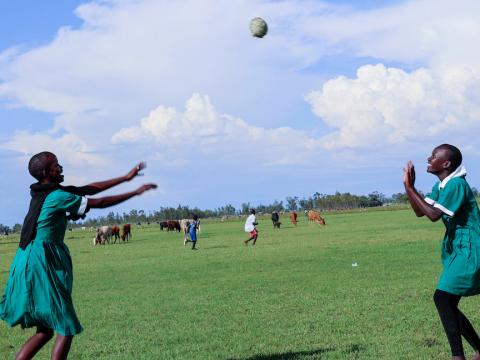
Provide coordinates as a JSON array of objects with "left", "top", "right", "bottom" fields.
[{"left": 244, "top": 209, "right": 259, "bottom": 245}]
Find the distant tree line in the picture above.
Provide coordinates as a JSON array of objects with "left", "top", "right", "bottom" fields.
[{"left": 2, "top": 187, "right": 479, "bottom": 232}]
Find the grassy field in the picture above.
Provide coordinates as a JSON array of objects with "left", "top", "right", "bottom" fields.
[{"left": 1, "top": 208, "right": 480, "bottom": 359}]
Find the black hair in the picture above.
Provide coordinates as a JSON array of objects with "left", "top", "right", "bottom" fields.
[
  {"left": 193, "top": 214, "right": 198, "bottom": 221},
  {"left": 250, "top": 209, "right": 256, "bottom": 215},
  {"left": 28, "top": 151, "right": 56, "bottom": 181},
  {"left": 437, "top": 144, "right": 462, "bottom": 171}
]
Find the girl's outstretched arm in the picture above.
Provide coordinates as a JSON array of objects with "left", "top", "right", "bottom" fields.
[
  {"left": 76, "top": 162, "right": 147, "bottom": 195},
  {"left": 86, "top": 183, "right": 157, "bottom": 210},
  {"left": 403, "top": 161, "right": 442, "bottom": 221}
]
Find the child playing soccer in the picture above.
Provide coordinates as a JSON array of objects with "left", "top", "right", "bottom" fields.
[
  {"left": 244, "top": 208, "right": 259, "bottom": 246},
  {"left": 404, "top": 144, "right": 480, "bottom": 360},
  {"left": 0, "top": 151, "right": 156, "bottom": 360}
]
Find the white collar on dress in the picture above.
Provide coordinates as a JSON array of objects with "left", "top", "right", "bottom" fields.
[{"left": 438, "top": 165, "right": 467, "bottom": 189}]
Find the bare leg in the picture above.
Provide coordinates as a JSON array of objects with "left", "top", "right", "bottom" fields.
[
  {"left": 51, "top": 335, "right": 73, "bottom": 360},
  {"left": 16, "top": 327, "right": 54, "bottom": 360},
  {"left": 244, "top": 236, "right": 254, "bottom": 245},
  {"left": 252, "top": 235, "right": 258, "bottom": 245}
]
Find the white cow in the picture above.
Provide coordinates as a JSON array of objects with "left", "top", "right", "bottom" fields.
[
  {"left": 179, "top": 219, "right": 192, "bottom": 243},
  {"left": 94, "top": 226, "right": 112, "bottom": 245}
]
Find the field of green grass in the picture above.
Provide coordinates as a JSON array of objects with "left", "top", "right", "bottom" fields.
[{"left": 1, "top": 208, "right": 480, "bottom": 359}]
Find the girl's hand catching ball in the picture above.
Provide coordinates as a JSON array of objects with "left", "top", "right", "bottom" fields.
[
  {"left": 136, "top": 183, "right": 157, "bottom": 195},
  {"left": 403, "top": 161, "right": 416, "bottom": 187},
  {"left": 126, "top": 162, "right": 146, "bottom": 181}
]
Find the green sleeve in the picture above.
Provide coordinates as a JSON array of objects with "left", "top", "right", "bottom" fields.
[
  {"left": 424, "top": 182, "right": 440, "bottom": 205},
  {"left": 51, "top": 189, "right": 84, "bottom": 215},
  {"left": 434, "top": 178, "right": 467, "bottom": 217}
]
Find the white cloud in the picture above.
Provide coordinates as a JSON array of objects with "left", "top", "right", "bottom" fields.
[
  {"left": 303, "top": 0, "right": 480, "bottom": 68},
  {"left": 307, "top": 64, "right": 480, "bottom": 149},
  {"left": 0, "top": 0, "right": 480, "bottom": 206},
  {"left": 1, "top": 131, "right": 105, "bottom": 167},
  {"left": 112, "top": 93, "right": 324, "bottom": 166},
  {"left": 296, "top": 0, "right": 480, "bottom": 150}
]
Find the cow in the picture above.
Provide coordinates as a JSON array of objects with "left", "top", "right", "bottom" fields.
[
  {"left": 94, "top": 226, "right": 112, "bottom": 245},
  {"left": 121, "top": 224, "right": 132, "bottom": 242},
  {"left": 271, "top": 212, "right": 281, "bottom": 229},
  {"left": 159, "top": 221, "right": 169, "bottom": 231},
  {"left": 111, "top": 225, "right": 120, "bottom": 243},
  {"left": 307, "top": 210, "right": 326, "bottom": 225},
  {"left": 167, "top": 220, "right": 181, "bottom": 232},
  {"left": 180, "top": 219, "right": 191, "bottom": 242},
  {"left": 289, "top": 212, "right": 298, "bottom": 226},
  {"left": 197, "top": 219, "right": 201, "bottom": 233}
]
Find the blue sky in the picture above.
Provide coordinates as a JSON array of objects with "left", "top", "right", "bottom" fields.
[{"left": 1, "top": 0, "right": 480, "bottom": 225}]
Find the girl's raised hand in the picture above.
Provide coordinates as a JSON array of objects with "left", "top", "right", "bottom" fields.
[
  {"left": 126, "top": 162, "right": 146, "bottom": 181},
  {"left": 135, "top": 183, "right": 157, "bottom": 195},
  {"left": 403, "top": 161, "right": 416, "bottom": 187}
]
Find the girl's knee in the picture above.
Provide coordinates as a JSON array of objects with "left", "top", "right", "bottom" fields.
[
  {"left": 433, "top": 289, "right": 449, "bottom": 306},
  {"left": 37, "top": 327, "right": 54, "bottom": 339}
]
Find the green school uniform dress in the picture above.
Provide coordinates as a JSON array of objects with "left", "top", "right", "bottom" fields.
[
  {"left": 0, "top": 189, "right": 87, "bottom": 335},
  {"left": 425, "top": 166, "right": 480, "bottom": 296}
]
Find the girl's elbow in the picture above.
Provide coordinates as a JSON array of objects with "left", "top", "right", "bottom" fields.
[{"left": 427, "top": 213, "right": 442, "bottom": 222}]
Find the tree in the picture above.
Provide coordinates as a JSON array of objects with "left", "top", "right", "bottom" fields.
[
  {"left": 391, "top": 192, "right": 408, "bottom": 204},
  {"left": 224, "top": 204, "right": 236, "bottom": 216},
  {"left": 240, "top": 203, "right": 250, "bottom": 215},
  {"left": 106, "top": 212, "right": 116, "bottom": 224},
  {"left": 286, "top": 196, "right": 298, "bottom": 211}
]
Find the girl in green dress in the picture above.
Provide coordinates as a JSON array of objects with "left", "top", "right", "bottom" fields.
[
  {"left": 0, "top": 151, "right": 156, "bottom": 360},
  {"left": 404, "top": 144, "right": 480, "bottom": 360}
]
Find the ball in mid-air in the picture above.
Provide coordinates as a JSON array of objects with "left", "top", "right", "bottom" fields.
[{"left": 249, "top": 17, "right": 268, "bottom": 38}]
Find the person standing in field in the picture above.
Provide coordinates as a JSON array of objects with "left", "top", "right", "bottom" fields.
[
  {"left": 244, "top": 208, "right": 259, "bottom": 246},
  {"left": 404, "top": 144, "right": 480, "bottom": 360},
  {"left": 184, "top": 214, "right": 200, "bottom": 250},
  {"left": 0, "top": 151, "right": 157, "bottom": 360}
]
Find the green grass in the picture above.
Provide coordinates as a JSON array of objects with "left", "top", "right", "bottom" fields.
[{"left": 1, "top": 209, "right": 479, "bottom": 359}]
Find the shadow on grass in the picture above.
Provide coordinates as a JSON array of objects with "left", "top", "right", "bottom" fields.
[
  {"left": 227, "top": 347, "right": 335, "bottom": 360},
  {"left": 201, "top": 245, "right": 228, "bottom": 250}
]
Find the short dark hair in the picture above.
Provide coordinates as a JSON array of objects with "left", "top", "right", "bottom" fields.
[
  {"left": 193, "top": 214, "right": 198, "bottom": 221},
  {"left": 250, "top": 209, "right": 256, "bottom": 215},
  {"left": 437, "top": 144, "right": 462, "bottom": 171},
  {"left": 28, "top": 151, "right": 56, "bottom": 181}
]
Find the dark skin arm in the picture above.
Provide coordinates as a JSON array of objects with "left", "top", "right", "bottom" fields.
[
  {"left": 76, "top": 162, "right": 146, "bottom": 195},
  {"left": 403, "top": 160, "right": 443, "bottom": 221},
  {"left": 86, "top": 183, "right": 157, "bottom": 210}
]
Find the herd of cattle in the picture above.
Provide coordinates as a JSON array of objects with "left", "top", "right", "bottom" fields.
[
  {"left": 94, "top": 223, "right": 131, "bottom": 245},
  {"left": 158, "top": 219, "right": 201, "bottom": 242},
  {"left": 91, "top": 211, "right": 325, "bottom": 246},
  {"left": 272, "top": 210, "right": 326, "bottom": 228}
]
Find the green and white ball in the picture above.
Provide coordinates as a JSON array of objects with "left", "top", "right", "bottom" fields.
[{"left": 249, "top": 17, "right": 268, "bottom": 38}]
